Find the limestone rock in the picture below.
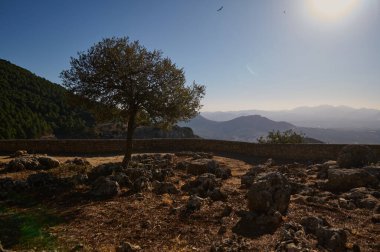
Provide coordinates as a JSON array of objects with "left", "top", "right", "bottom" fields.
[
  {"left": 300, "top": 216, "right": 348, "bottom": 252},
  {"left": 232, "top": 210, "right": 283, "bottom": 237},
  {"left": 207, "top": 188, "right": 228, "bottom": 202},
  {"left": 152, "top": 181, "right": 179, "bottom": 195},
  {"left": 109, "top": 172, "right": 132, "bottom": 187},
  {"left": 132, "top": 176, "right": 151, "bottom": 192},
  {"left": 90, "top": 176, "right": 120, "bottom": 198},
  {"left": 247, "top": 172, "right": 291, "bottom": 214},
  {"left": 65, "top": 157, "right": 90, "bottom": 166},
  {"left": 181, "top": 173, "right": 220, "bottom": 198},
  {"left": 37, "top": 156, "right": 60, "bottom": 169},
  {"left": 240, "top": 166, "right": 264, "bottom": 188},
  {"left": 325, "top": 169, "right": 378, "bottom": 192},
  {"left": 88, "top": 163, "right": 122, "bottom": 181},
  {"left": 186, "top": 158, "right": 218, "bottom": 176}
]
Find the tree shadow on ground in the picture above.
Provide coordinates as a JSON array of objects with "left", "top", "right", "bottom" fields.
[{"left": 0, "top": 205, "right": 62, "bottom": 250}]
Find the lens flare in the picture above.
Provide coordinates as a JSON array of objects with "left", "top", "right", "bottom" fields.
[{"left": 309, "top": 0, "right": 359, "bottom": 22}]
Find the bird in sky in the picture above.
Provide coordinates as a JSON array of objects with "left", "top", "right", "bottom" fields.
[
  {"left": 217, "top": 6, "right": 223, "bottom": 12},
  {"left": 283, "top": 10, "right": 286, "bottom": 14}
]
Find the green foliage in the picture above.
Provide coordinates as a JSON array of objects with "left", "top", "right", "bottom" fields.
[
  {"left": 257, "top": 129, "right": 305, "bottom": 144},
  {"left": 0, "top": 59, "right": 96, "bottom": 139},
  {"left": 61, "top": 37, "right": 205, "bottom": 160},
  {"left": 61, "top": 37, "right": 205, "bottom": 127}
]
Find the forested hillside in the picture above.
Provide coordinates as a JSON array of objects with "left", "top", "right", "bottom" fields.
[{"left": 0, "top": 59, "right": 96, "bottom": 139}]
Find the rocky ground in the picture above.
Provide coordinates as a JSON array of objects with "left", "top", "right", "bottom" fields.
[{"left": 0, "top": 149, "right": 379, "bottom": 251}]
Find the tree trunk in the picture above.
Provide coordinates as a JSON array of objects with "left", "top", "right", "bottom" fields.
[{"left": 122, "top": 112, "right": 136, "bottom": 167}]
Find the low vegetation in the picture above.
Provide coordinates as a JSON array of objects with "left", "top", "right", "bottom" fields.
[{"left": 257, "top": 129, "right": 305, "bottom": 144}]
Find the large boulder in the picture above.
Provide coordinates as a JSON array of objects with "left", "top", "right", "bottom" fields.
[
  {"left": 325, "top": 168, "right": 378, "bottom": 192},
  {"left": 7, "top": 156, "right": 39, "bottom": 171},
  {"left": 37, "top": 156, "right": 60, "bottom": 169},
  {"left": 300, "top": 216, "right": 348, "bottom": 252},
  {"left": 181, "top": 173, "right": 220, "bottom": 198},
  {"left": 337, "top": 145, "right": 376, "bottom": 168},
  {"left": 90, "top": 176, "right": 121, "bottom": 198},
  {"left": 341, "top": 187, "right": 379, "bottom": 210},
  {"left": 247, "top": 172, "right": 291, "bottom": 215},
  {"left": 152, "top": 181, "right": 179, "bottom": 195},
  {"left": 186, "top": 159, "right": 218, "bottom": 176},
  {"left": 88, "top": 163, "right": 122, "bottom": 181},
  {"left": 7, "top": 155, "right": 60, "bottom": 172},
  {"left": 232, "top": 210, "right": 283, "bottom": 237}
]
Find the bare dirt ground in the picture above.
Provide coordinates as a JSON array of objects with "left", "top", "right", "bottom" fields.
[{"left": 0, "top": 154, "right": 379, "bottom": 251}]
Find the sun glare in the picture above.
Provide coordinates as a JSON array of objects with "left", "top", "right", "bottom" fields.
[{"left": 309, "top": 0, "right": 360, "bottom": 22}]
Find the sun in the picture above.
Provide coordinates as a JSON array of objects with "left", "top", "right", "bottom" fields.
[{"left": 309, "top": 0, "right": 360, "bottom": 22}]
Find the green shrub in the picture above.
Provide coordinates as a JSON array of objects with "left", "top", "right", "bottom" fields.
[{"left": 257, "top": 129, "right": 305, "bottom": 144}]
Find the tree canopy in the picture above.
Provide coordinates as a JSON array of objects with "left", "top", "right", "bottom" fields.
[{"left": 61, "top": 37, "right": 205, "bottom": 163}]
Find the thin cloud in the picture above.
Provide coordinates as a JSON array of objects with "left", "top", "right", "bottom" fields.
[{"left": 246, "top": 65, "right": 258, "bottom": 76}]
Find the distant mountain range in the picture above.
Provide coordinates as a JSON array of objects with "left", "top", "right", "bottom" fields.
[
  {"left": 201, "top": 105, "right": 380, "bottom": 130},
  {"left": 182, "top": 115, "right": 380, "bottom": 144}
]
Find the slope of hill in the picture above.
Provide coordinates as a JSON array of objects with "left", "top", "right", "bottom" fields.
[
  {"left": 0, "top": 59, "right": 96, "bottom": 139},
  {"left": 0, "top": 59, "right": 199, "bottom": 140},
  {"left": 183, "top": 115, "right": 380, "bottom": 144},
  {"left": 202, "top": 105, "right": 380, "bottom": 129},
  {"left": 182, "top": 115, "right": 296, "bottom": 142}
]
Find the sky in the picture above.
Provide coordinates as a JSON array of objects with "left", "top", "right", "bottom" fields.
[{"left": 1, "top": 0, "right": 379, "bottom": 111}]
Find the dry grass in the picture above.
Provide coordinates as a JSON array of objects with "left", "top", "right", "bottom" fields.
[{"left": 0, "top": 154, "right": 379, "bottom": 251}]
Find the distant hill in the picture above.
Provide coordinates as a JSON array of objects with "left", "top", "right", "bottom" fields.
[
  {"left": 183, "top": 115, "right": 380, "bottom": 144},
  {"left": 182, "top": 115, "right": 298, "bottom": 142},
  {"left": 0, "top": 59, "right": 96, "bottom": 139},
  {"left": 202, "top": 105, "right": 380, "bottom": 129}
]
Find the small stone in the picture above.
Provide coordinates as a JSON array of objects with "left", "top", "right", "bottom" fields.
[
  {"left": 220, "top": 205, "right": 233, "bottom": 217},
  {"left": 116, "top": 241, "right": 141, "bottom": 252},
  {"left": 218, "top": 226, "right": 227, "bottom": 235},
  {"left": 70, "top": 243, "right": 84, "bottom": 251},
  {"left": 371, "top": 214, "right": 380, "bottom": 223}
]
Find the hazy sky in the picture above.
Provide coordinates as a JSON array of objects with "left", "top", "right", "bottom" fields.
[{"left": 1, "top": 0, "right": 379, "bottom": 111}]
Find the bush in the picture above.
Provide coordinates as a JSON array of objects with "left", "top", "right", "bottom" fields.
[{"left": 257, "top": 129, "right": 305, "bottom": 144}]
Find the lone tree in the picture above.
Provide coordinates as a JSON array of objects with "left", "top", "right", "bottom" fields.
[{"left": 61, "top": 37, "right": 205, "bottom": 165}]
